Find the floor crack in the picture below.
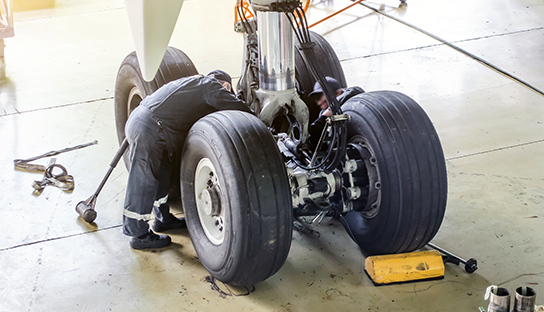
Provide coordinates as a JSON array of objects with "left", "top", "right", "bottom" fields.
[
  {"left": 0, "top": 225, "right": 122, "bottom": 252},
  {"left": 1, "top": 97, "right": 113, "bottom": 117},
  {"left": 446, "top": 139, "right": 544, "bottom": 161}
]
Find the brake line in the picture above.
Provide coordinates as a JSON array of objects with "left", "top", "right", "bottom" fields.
[
  {"left": 285, "top": 5, "right": 349, "bottom": 172},
  {"left": 353, "top": 1, "right": 544, "bottom": 97}
]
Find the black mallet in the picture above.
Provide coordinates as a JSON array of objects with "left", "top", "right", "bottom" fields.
[{"left": 76, "top": 139, "right": 129, "bottom": 223}]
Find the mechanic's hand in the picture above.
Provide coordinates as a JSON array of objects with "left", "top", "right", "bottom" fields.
[{"left": 322, "top": 108, "right": 332, "bottom": 118}]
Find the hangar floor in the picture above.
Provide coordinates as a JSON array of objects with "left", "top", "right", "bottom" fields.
[{"left": 1, "top": 0, "right": 543, "bottom": 311}]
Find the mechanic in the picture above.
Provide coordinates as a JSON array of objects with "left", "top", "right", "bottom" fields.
[
  {"left": 123, "top": 70, "right": 253, "bottom": 250},
  {"left": 308, "top": 76, "right": 365, "bottom": 148}
]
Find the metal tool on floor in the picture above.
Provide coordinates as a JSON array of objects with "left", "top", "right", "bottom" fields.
[
  {"left": 32, "top": 157, "right": 75, "bottom": 192},
  {"left": 427, "top": 242, "right": 478, "bottom": 274},
  {"left": 14, "top": 140, "right": 97, "bottom": 192},
  {"left": 75, "top": 138, "right": 129, "bottom": 223},
  {"left": 485, "top": 285, "right": 511, "bottom": 312},
  {"left": 514, "top": 286, "right": 537, "bottom": 312},
  {"left": 14, "top": 140, "right": 98, "bottom": 172},
  {"left": 481, "top": 286, "right": 538, "bottom": 312}
]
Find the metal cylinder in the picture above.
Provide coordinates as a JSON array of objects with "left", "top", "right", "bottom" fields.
[
  {"left": 257, "top": 11, "right": 295, "bottom": 91},
  {"left": 514, "top": 287, "right": 536, "bottom": 312},
  {"left": 487, "top": 287, "right": 511, "bottom": 312},
  {"left": 76, "top": 202, "right": 97, "bottom": 223}
]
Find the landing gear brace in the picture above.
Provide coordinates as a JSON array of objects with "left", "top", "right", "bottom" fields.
[{"left": 112, "top": 0, "right": 449, "bottom": 286}]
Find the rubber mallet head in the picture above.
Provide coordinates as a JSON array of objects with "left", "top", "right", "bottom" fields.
[{"left": 75, "top": 196, "right": 97, "bottom": 223}]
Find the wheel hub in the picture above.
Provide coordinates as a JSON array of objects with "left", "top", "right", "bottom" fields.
[
  {"left": 194, "top": 158, "right": 224, "bottom": 245},
  {"left": 199, "top": 185, "right": 221, "bottom": 216},
  {"left": 346, "top": 136, "right": 382, "bottom": 218}
]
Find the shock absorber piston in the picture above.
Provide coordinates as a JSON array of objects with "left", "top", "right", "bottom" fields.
[
  {"left": 256, "top": 10, "right": 295, "bottom": 91},
  {"left": 248, "top": 1, "right": 310, "bottom": 143}
]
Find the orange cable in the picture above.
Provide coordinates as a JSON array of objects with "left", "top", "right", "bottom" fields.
[{"left": 308, "top": 0, "right": 365, "bottom": 28}]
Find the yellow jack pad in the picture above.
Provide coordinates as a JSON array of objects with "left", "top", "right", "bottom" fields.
[{"left": 365, "top": 250, "right": 445, "bottom": 285}]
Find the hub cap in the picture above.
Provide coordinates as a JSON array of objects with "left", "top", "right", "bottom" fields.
[{"left": 195, "top": 158, "right": 224, "bottom": 245}]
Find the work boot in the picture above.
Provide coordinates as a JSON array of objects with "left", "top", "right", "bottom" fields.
[
  {"left": 130, "top": 230, "right": 171, "bottom": 250},
  {"left": 151, "top": 213, "right": 186, "bottom": 232}
]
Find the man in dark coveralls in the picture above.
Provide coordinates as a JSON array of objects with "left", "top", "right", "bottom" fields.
[
  {"left": 123, "top": 70, "right": 252, "bottom": 250},
  {"left": 308, "top": 76, "right": 365, "bottom": 148}
]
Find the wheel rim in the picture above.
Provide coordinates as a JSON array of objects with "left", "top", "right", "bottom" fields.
[
  {"left": 194, "top": 158, "right": 224, "bottom": 245},
  {"left": 127, "top": 87, "right": 143, "bottom": 118},
  {"left": 347, "top": 135, "right": 382, "bottom": 218}
]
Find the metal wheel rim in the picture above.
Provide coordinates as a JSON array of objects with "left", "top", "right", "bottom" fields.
[
  {"left": 348, "top": 135, "right": 382, "bottom": 218},
  {"left": 194, "top": 158, "right": 225, "bottom": 245},
  {"left": 127, "top": 87, "right": 143, "bottom": 118}
]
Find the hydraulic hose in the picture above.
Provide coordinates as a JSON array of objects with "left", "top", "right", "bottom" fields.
[
  {"left": 285, "top": 5, "right": 349, "bottom": 172},
  {"left": 353, "top": 1, "right": 544, "bottom": 97}
]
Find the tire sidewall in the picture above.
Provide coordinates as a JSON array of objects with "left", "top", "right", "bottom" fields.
[
  {"left": 114, "top": 52, "right": 154, "bottom": 145},
  {"left": 181, "top": 124, "right": 246, "bottom": 280}
]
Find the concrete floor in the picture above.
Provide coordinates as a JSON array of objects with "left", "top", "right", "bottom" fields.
[{"left": 1, "top": 0, "right": 543, "bottom": 311}]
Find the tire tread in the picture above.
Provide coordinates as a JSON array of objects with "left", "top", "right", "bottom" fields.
[{"left": 341, "top": 90, "right": 447, "bottom": 254}]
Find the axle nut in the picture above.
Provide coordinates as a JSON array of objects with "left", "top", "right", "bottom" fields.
[{"left": 199, "top": 185, "right": 221, "bottom": 216}]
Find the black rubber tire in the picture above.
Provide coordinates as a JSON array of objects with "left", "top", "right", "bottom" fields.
[
  {"left": 295, "top": 31, "right": 347, "bottom": 122},
  {"left": 181, "top": 111, "right": 293, "bottom": 286},
  {"left": 340, "top": 91, "right": 447, "bottom": 255},
  {"left": 114, "top": 46, "right": 198, "bottom": 168}
]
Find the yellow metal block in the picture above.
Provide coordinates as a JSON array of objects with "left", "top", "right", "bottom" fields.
[{"left": 365, "top": 250, "right": 445, "bottom": 285}]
